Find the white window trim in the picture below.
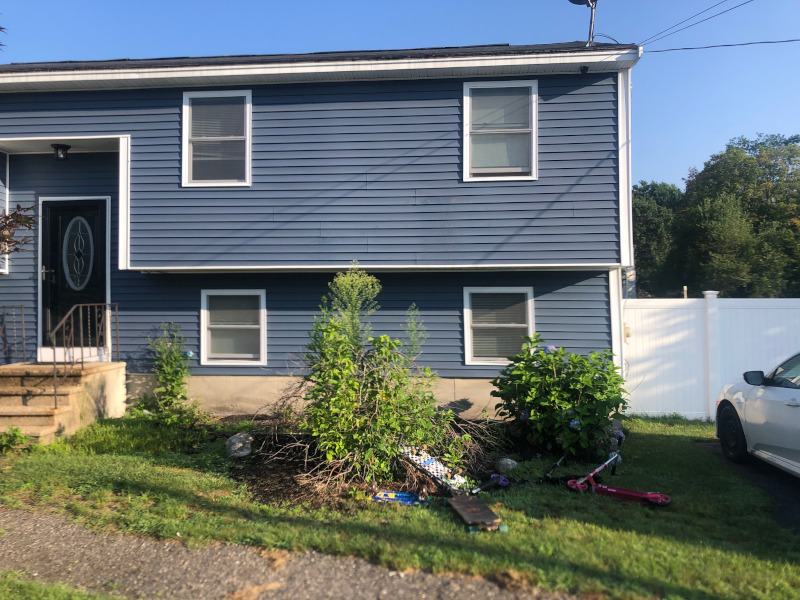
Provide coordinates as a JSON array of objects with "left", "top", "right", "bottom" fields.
[
  {"left": 463, "top": 286, "right": 534, "bottom": 366},
  {"left": 182, "top": 90, "right": 252, "bottom": 188},
  {"left": 463, "top": 80, "right": 538, "bottom": 183},
  {"left": 200, "top": 289, "right": 266, "bottom": 366}
]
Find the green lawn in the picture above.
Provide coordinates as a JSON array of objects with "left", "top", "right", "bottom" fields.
[
  {"left": 1, "top": 416, "right": 798, "bottom": 600},
  {"left": 0, "top": 571, "right": 115, "bottom": 600}
]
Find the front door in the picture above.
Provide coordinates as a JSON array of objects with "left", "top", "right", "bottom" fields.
[{"left": 41, "top": 199, "right": 107, "bottom": 350}]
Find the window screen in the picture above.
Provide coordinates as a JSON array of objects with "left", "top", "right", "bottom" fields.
[
  {"left": 186, "top": 94, "right": 249, "bottom": 184},
  {"left": 465, "top": 82, "right": 536, "bottom": 180},
  {"left": 468, "top": 291, "right": 530, "bottom": 362},
  {"left": 203, "top": 292, "right": 265, "bottom": 363}
]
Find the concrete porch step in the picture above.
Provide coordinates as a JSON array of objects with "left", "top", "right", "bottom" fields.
[
  {"left": 1, "top": 424, "right": 59, "bottom": 445},
  {"left": 0, "top": 385, "right": 82, "bottom": 407},
  {"left": 0, "top": 362, "right": 122, "bottom": 389},
  {"left": 0, "top": 361, "right": 125, "bottom": 444},
  {"left": 0, "top": 405, "right": 72, "bottom": 427}
]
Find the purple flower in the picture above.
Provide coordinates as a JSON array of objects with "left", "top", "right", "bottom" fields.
[{"left": 569, "top": 419, "right": 581, "bottom": 431}]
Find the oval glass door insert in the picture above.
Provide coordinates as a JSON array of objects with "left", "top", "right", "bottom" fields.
[{"left": 62, "top": 216, "right": 94, "bottom": 291}]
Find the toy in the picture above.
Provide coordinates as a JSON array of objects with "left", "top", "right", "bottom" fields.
[
  {"left": 399, "top": 445, "right": 470, "bottom": 494},
  {"left": 566, "top": 452, "right": 671, "bottom": 507},
  {"left": 447, "top": 495, "right": 508, "bottom": 533},
  {"left": 470, "top": 474, "right": 509, "bottom": 494},
  {"left": 371, "top": 490, "right": 429, "bottom": 505}
]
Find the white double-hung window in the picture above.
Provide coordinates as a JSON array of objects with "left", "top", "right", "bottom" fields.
[
  {"left": 201, "top": 290, "right": 266, "bottom": 365},
  {"left": 182, "top": 90, "right": 252, "bottom": 186},
  {"left": 464, "top": 287, "right": 534, "bottom": 365},
  {"left": 463, "top": 81, "right": 537, "bottom": 181}
]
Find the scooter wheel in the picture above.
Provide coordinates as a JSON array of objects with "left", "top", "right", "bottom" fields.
[
  {"left": 567, "top": 479, "right": 588, "bottom": 492},
  {"left": 644, "top": 493, "right": 672, "bottom": 507}
]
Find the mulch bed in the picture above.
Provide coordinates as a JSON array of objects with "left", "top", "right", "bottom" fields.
[{"left": 217, "top": 414, "right": 509, "bottom": 510}]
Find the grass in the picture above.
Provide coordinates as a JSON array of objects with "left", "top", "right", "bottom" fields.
[
  {"left": 0, "top": 571, "right": 115, "bottom": 599},
  {"left": 1, "top": 415, "right": 799, "bottom": 599}
]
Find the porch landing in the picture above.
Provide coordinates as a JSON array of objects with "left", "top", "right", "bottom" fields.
[{"left": 0, "top": 362, "right": 126, "bottom": 444}]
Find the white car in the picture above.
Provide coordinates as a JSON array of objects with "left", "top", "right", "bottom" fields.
[{"left": 716, "top": 352, "right": 800, "bottom": 478}]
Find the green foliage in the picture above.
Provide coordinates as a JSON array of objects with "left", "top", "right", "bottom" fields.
[
  {"left": 300, "top": 270, "right": 466, "bottom": 483},
  {"left": 403, "top": 302, "right": 428, "bottom": 359},
  {"left": 0, "top": 426, "right": 29, "bottom": 454},
  {"left": 3, "top": 417, "right": 800, "bottom": 599},
  {"left": 631, "top": 181, "right": 680, "bottom": 296},
  {"left": 131, "top": 323, "right": 207, "bottom": 427},
  {"left": 0, "top": 203, "right": 35, "bottom": 256},
  {"left": 491, "top": 335, "right": 626, "bottom": 457},
  {"left": 632, "top": 134, "right": 800, "bottom": 298},
  {"left": 0, "top": 571, "right": 115, "bottom": 599},
  {"left": 326, "top": 260, "right": 381, "bottom": 348}
]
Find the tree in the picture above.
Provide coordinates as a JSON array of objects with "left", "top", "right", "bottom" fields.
[
  {"left": 679, "top": 134, "right": 800, "bottom": 297},
  {"left": 1, "top": 205, "right": 34, "bottom": 256},
  {"left": 632, "top": 181, "right": 681, "bottom": 296},
  {"left": 632, "top": 134, "right": 800, "bottom": 298}
]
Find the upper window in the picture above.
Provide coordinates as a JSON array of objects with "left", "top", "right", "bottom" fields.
[
  {"left": 182, "top": 91, "right": 252, "bottom": 187},
  {"left": 201, "top": 290, "right": 266, "bottom": 366},
  {"left": 464, "top": 287, "right": 534, "bottom": 365},
  {"left": 463, "top": 81, "right": 537, "bottom": 182}
]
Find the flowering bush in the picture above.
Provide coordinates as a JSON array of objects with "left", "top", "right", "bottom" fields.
[{"left": 491, "top": 335, "right": 627, "bottom": 457}]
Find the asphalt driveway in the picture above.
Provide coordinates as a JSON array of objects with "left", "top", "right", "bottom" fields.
[{"left": 700, "top": 441, "right": 800, "bottom": 533}]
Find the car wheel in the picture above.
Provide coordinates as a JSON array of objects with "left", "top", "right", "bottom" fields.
[{"left": 719, "top": 405, "right": 748, "bottom": 462}]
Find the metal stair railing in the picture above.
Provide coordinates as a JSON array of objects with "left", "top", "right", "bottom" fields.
[
  {"left": 48, "top": 303, "right": 120, "bottom": 408},
  {"left": 0, "top": 305, "right": 27, "bottom": 365}
]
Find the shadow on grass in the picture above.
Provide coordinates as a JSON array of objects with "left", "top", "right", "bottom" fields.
[
  {"left": 44, "top": 472, "right": 741, "bottom": 600},
  {"left": 4, "top": 418, "right": 799, "bottom": 599},
  {"left": 497, "top": 429, "right": 800, "bottom": 566}
]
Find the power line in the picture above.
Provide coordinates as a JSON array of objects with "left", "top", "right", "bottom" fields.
[
  {"left": 644, "top": 0, "right": 756, "bottom": 46},
  {"left": 645, "top": 38, "right": 800, "bottom": 53},
  {"left": 637, "top": 0, "right": 734, "bottom": 46}
]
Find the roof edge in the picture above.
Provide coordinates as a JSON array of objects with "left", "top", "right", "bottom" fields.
[{"left": 0, "top": 42, "right": 642, "bottom": 93}]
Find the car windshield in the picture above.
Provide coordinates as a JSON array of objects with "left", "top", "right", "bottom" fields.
[{"left": 771, "top": 353, "right": 800, "bottom": 389}]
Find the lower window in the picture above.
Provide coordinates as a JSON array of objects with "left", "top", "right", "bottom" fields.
[
  {"left": 201, "top": 290, "right": 266, "bottom": 365},
  {"left": 464, "top": 287, "right": 534, "bottom": 365}
]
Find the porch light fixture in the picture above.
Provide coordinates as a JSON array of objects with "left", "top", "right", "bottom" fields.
[
  {"left": 568, "top": 0, "right": 598, "bottom": 47},
  {"left": 51, "top": 144, "right": 70, "bottom": 161}
]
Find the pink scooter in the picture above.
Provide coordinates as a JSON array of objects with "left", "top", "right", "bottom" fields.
[{"left": 567, "top": 453, "right": 671, "bottom": 507}]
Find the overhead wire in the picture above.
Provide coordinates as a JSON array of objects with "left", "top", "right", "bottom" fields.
[
  {"left": 643, "top": 0, "right": 757, "bottom": 47},
  {"left": 637, "top": 0, "right": 734, "bottom": 46},
  {"left": 645, "top": 39, "right": 800, "bottom": 53}
]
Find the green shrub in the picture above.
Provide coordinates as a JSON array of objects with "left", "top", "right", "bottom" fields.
[
  {"left": 0, "top": 426, "right": 29, "bottom": 454},
  {"left": 131, "top": 323, "right": 207, "bottom": 427},
  {"left": 491, "top": 335, "right": 627, "bottom": 457},
  {"left": 299, "top": 267, "right": 468, "bottom": 483},
  {"left": 327, "top": 260, "right": 381, "bottom": 348}
]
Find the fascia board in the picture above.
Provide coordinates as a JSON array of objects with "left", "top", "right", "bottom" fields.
[
  {"left": 133, "top": 263, "right": 625, "bottom": 274},
  {"left": 0, "top": 48, "right": 642, "bottom": 93}
]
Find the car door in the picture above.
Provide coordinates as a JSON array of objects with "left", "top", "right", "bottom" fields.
[{"left": 745, "top": 353, "right": 800, "bottom": 464}]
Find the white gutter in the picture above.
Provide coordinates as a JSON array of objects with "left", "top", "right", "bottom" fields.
[{"left": 0, "top": 48, "right": 642, "bottom": 93}]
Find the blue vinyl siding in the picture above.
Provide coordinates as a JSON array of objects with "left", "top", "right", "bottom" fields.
[
  {"left": 1, "top": 151, "right": 610, "bottom": 375},
  {"left": 114, "top": 270, "right": 610, "bottom": 378},
  {"left": 0, "top": 74, "right": 619, "bottom": 269}
]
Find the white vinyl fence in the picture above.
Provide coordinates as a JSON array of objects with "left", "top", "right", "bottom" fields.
[{"left": 622, "top": 293, "right": 800, "bottom": 419}]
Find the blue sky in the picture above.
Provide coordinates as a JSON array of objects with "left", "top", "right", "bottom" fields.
[{"left": 1, "top": 0, "right": 798, "bottom": 188}]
